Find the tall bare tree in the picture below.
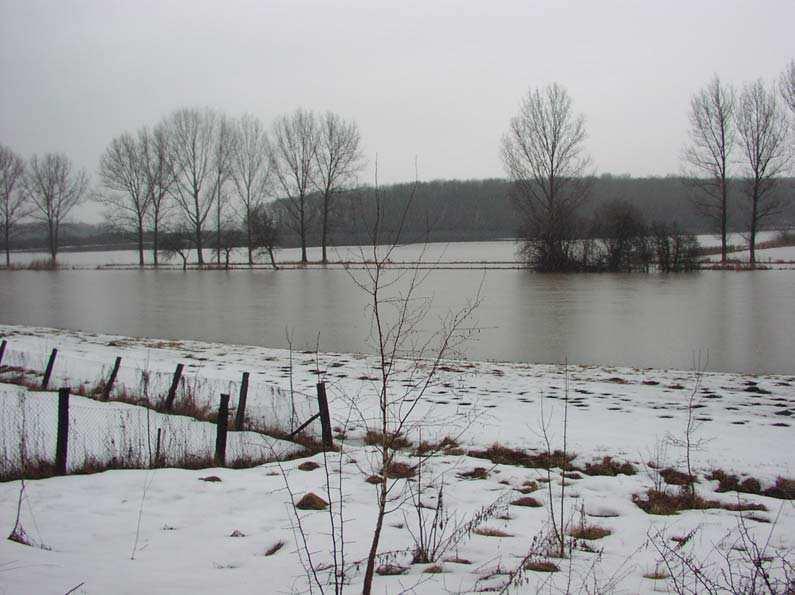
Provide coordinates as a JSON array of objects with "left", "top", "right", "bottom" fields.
[
  {"left": 97, "top": 132, "right": 150, "bottom": 266},
  {"left": 212, "top": 114, "right": 235, "bottom": 264},
  {"left": 140, "top": 123, "right": 176, "bottom": 266},
  {"left": 735, "top": 79, "right": 790, "bottom": 265},
  {"left": 0, "top": 144, "right": 28, "bottom": 266},
  {"left": 165, "top": 107, "right": 220, "bottom": 266},
  {"left": 780, "top": 59, "right": 795, "bottom": 114},
  {"left": 314, "top": 111, "right": 364, "bottom": 264},
  {"left": 501, "top": 83, "right": 592, "bottom": 271},
  {"left": 682, "top": 76, "right": 735, "bottom": 263},
  {"left": 230, "top": 114, "right": 272, "bottom": 265},
  {"left": 23, "top": 153, "right": 89, "bottom": 261},
  {"left": 270, "top": 108, "right": 319, "bottom": 264}
]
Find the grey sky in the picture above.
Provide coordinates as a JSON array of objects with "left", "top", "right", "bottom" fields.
[{"left": 1, "top": 0, "right": 793, "bottom": 219}]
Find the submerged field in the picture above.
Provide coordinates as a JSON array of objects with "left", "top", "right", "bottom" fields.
[{"left": 1, "top": 324, "right": 793, "bottom": 593}]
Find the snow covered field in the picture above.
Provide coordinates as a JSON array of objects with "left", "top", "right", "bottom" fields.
[{"left": 1, "top": 325, "right": 793, "bottom": 593}]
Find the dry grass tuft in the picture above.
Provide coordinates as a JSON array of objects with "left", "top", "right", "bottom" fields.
[
  {"left": 511, "top": 496, "right": 543, "bottom": 508},
  {"left": 364, "top": 430, "right": 411, "bottom": 450},
  {"left": 375, "top": 564, "right": 407, "bottom": 576},
  {"left": 365, "top": 474, "right": 383, "bottom": 485},
  {"left": 295, "top": 492, "right": 328, "bottom": 510},
  {"left": 264, "top": 540, "right": 285, "bottom": 556},
  {"left": 524, "top": 559, "right": 560, "bottom": 573},
  {"left": 584, "top": 456, "right": 636, "bottom": 476},
  {"left": 633, "top": 489, "right": 722, "bottom": 515},
  {"left": 659, "top": 467, "right": 696, "bottom": 486},
  {"left": 469, "top": 443, "right": 576, "bottom": 470},
  {"left": 643, "top": 569, "right": 669, "bottom": 580},
  {"left": 382, "top": 460, "right": 416, "bottom": 479},
  {"left": 472, "top": 526, "right": 513, "bottom": 538},
  {"left": 458, "top": 467, "right": 490, "bottom": 480},
  {"left": 297, "top": 461, "right": 320, "bottom": 471},
  {"left": 423, "top": 564, "right": 444, "bottom": 574},
  {"left": 569, "top": 524, "right": 612, "bottom": 540}
]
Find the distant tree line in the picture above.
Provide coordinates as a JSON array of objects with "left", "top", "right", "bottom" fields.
[{"left": 2, "top": 59, "right": 792, "bottom": 270}]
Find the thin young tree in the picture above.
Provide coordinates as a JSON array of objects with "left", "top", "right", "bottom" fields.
[
  {"left": 97, "top": 132, "right": 151, "bottom": 266},
  {"left": 270, "top": 108, "right": 319, "bottom": 264},
  {"left": 735, "top": 79, "right": 790, "bottom": 266},
  {"left": 314, "top": 111, "right": 364, "bottom": 264},
  {"left": 247, "top": 203, "right": 280, "bottom": 269},
  {"left": 682, "top": 76, "right": 735, "bottom": 264},
  {"left": 0, "top": 144, "right": 28, "bottom": 266},
  {"left": 230, "top": 114, "right": 272, "bottom": 265},
  {"left": 23, "top": 152, "right": 89, "bottom": 262},
  {"left": 501, "top": 83, "right": 592, "bottom": 272},
  {"left": 165, "top": 107, "right": 221, "bottom": 266},
  {"left": 140, "top": 123, "right": 176, "bottom": 266}
]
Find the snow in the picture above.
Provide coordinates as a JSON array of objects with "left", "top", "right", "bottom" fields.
[{"left": 1, "top": 324, "right": 793, "bottom": 594}]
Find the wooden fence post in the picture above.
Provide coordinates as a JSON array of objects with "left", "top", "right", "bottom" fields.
[
  {"left": 55, "top": 387, "right": 70, "bottom": 475},
  {"left": 234, "top": 372, "right": 249, "bottom": 430},
  {"left": 102, "top": 356, "right": 122, "bottom": 401},
  {"left": 41, "top": 348, "right": 58, "bottom": 390},
  {"left": 153, "top": 428, "right": 162, "bottom": 468},
  {"left": 0, "top": 339, "right": 7, "bottom": 367},
  {"left": 215, "top": 394, "right": 230, "bottom": 466},
  {"left": 163, "top": 363, "right": 184, "bottom": 411},
  {"left": 316, "top": 382, "right": 333, "bottom": 449}
]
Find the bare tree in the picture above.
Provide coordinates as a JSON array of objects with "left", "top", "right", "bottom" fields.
[
  {"left": 140, "top": 123, "right": 176, "bottom": 266},
  {"left": 97, "top": 132, "right": 150, "bottom": 266},
  {"left": 735, "top": 79, "right": 790, "bottom": 265},
  {"left": 0, "top": 144, "right": 28, "bottom": 266},
  {"left": 314, "top": 111, "right": 364, "bottom": 264},
  {"left": 165, "top": 107, "right": 221, "bottom": 266},
  {"left": 501, "top": 83, "right": 592, "bottom": 272},
  {"left": 23, "top": 153, "right": 89, "bottom": 261},
  {"left": 212, "top": 114, "right": 235, "bottom": 264},
  {"left": 247, "top": 203, "right": 280, "bottom": 269},
  {"left": 780, "top": 59, "right": 795, "bottom": 114},
  {"left": 682, "top": 76, "right": 735, "bottom": 264},
  {"left": 270, "top": 108, "right": 319, "bottom": 264},
  {"left": 230, "top": 114, "right": 272, "bottom": 265}
]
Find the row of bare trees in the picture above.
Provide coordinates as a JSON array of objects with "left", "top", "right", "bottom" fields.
[
  {"left": 683, "top": 61, "right": 794, "bottom": 265},
  {"left": 502, "top": 60, "right": 793, "bottom": 272},
  {"left": 1, "top": 107, "right": 363, "bottom": 268},
  {"left": 98, "top": 107, "right": 363, "bottom": 267},
  {"left": 0, "top": 148, "right": 89, "bottom": 265}
]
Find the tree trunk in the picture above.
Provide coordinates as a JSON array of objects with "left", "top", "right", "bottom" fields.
[
  {"left": 361, "top": 485, "right": 387, "bottom": 595},
  {"left": 152, "top": 213, "right": 159, "bottom": 266},
  {"left": 300, "top": 197, "right": 307, "bottom": 264},
  {"left": 321, "top": 194, "right": 329, "bottom": 265},
  {"left": 749, "top": 188, "right": 758, "bottom": 267},
  {"left": 4, "top": 224, "right": 9, "bottom": 267},
  {"left": 48, "top": 220, "right": 57, "bottom": 262},
  {"left": 195, "top": 219, "right": 204, "bottom": 266},
  {"left": 246, "top": 211, "right": 253, "bottom": 266},
  {"left": 720, "top": 179, "right": 728, "bottom": 264},
  {"left": 137, "top": 221, "right": 145, "bottom": 267}
]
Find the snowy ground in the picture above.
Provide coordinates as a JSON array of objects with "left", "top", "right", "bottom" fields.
[
  {"left": 1, "top": 325, "right": 793, "bottom": 594},
  {"left": 704, "top": 245, "right": 795, "bottom": 268}
]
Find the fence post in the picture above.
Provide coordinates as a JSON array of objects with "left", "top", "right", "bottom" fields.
[
  {"left": 102, "top": 356, "right": 122, "bottom": 401},
  {"left": 163, "top": 363, "right": 184, "bottom": 411},
  {"left": 316, "top": 382, "right": 333, "bottom": 449},
  {"left": 0, "top": 339, "right": 7, "bottom": 366},
  {"left": 41, "top": 348, "right": 58, "bottom": 390},
  {"left": 215, "top": 394, "right": 230, "bottom": 466},
  {"left": 153, "top": 428, "right": 162, "bottom": 468},
  {"left": 234, "top": 372, "right": 249, "bottom": 430},
  {"left": 55, "top": 387, "right": 70, "bottom": 475}
]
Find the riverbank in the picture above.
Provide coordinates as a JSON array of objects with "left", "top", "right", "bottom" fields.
[{"left": 1, "top": 324, "right": 793, "bottom": 593}]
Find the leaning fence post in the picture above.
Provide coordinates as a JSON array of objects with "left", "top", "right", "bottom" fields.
[
  {"left": 215, "top": 394, "right": 230, "bottom": 466},
  {"left": 234, "top": 372, "right": 249, "bottom": 430},
  {"left": 316, "top": 382, "right": 333, "bottom": 449},
  {"left": 41, "top": 348, "right": 58, "bottom": 390},
  {"left": 0, "top": 339, "right": 7, "bottom": 367},
  {"left": 163, "top": 363, "right": 184, "bottom": 411},
  {"left": 102, "top": 356, "right": 122, "bottom": 401},
  {"left": 55, "top": 387, "right": 70, "bottom": 475}
]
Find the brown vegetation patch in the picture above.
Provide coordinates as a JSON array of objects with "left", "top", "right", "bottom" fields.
[
  {"left": 381, "top": 461, "right": 416, "bottom": 479},
  {"left": 297, "top": 461, "right": 320, "bottom": 471},
  {"left": 469, "top": 443, "right": 576, "bottom": 470},
  {"left": 569, "top": 524, "right": 611, "bottom": 540},
  {"left": 295, "top": 492, "right": 328, "bottom": 510},
  {"left": 375, "top": 564, "right": 407, "bottom": 576},
  {"left": 473, "top": 526, "right": 513, "bottom": 538},
  {"left": 414, "top": 435, "right": 461, "bottom": 456},
  {"left": 511, "top": 496, "right": 543, "bottom": 508},
  {"left": 423, "top": 564, "right": 444, "bottom": 574},
  {"left": 364, "top": 430, "right": 411, "bottom": 450},
  {"left": 444, "top": 556, "right": 472, "bottom": 565},
  {"left": 524, "top": 559, "right": 559, "bottom": 572},
  {"left": 659, "top": 467, "right": 696, "bottom": 486},
  {"left": 643, "top": 569, "right": 669, "bottom": 580},
  {"left": 264, "top": 540, "right": 285, "bottom": 556},
  {"left": 632, "top": 489, "right": 722, "bottom": 515},
  {"left": 365, "top": 474, "right": 383, "bottom": 485},
  {"left": 584, "top": 456, "right": 636, "bottom": 476},
  {"left": 458, "top": 467, "right": 490, "bottom": 480},
  {"left": 708, "top": 470, "right": 794, "bottom": 500}
]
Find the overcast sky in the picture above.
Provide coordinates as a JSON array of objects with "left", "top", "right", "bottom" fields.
[{"left": 1, "top": 0, "right": 793, "bottom": 219}]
